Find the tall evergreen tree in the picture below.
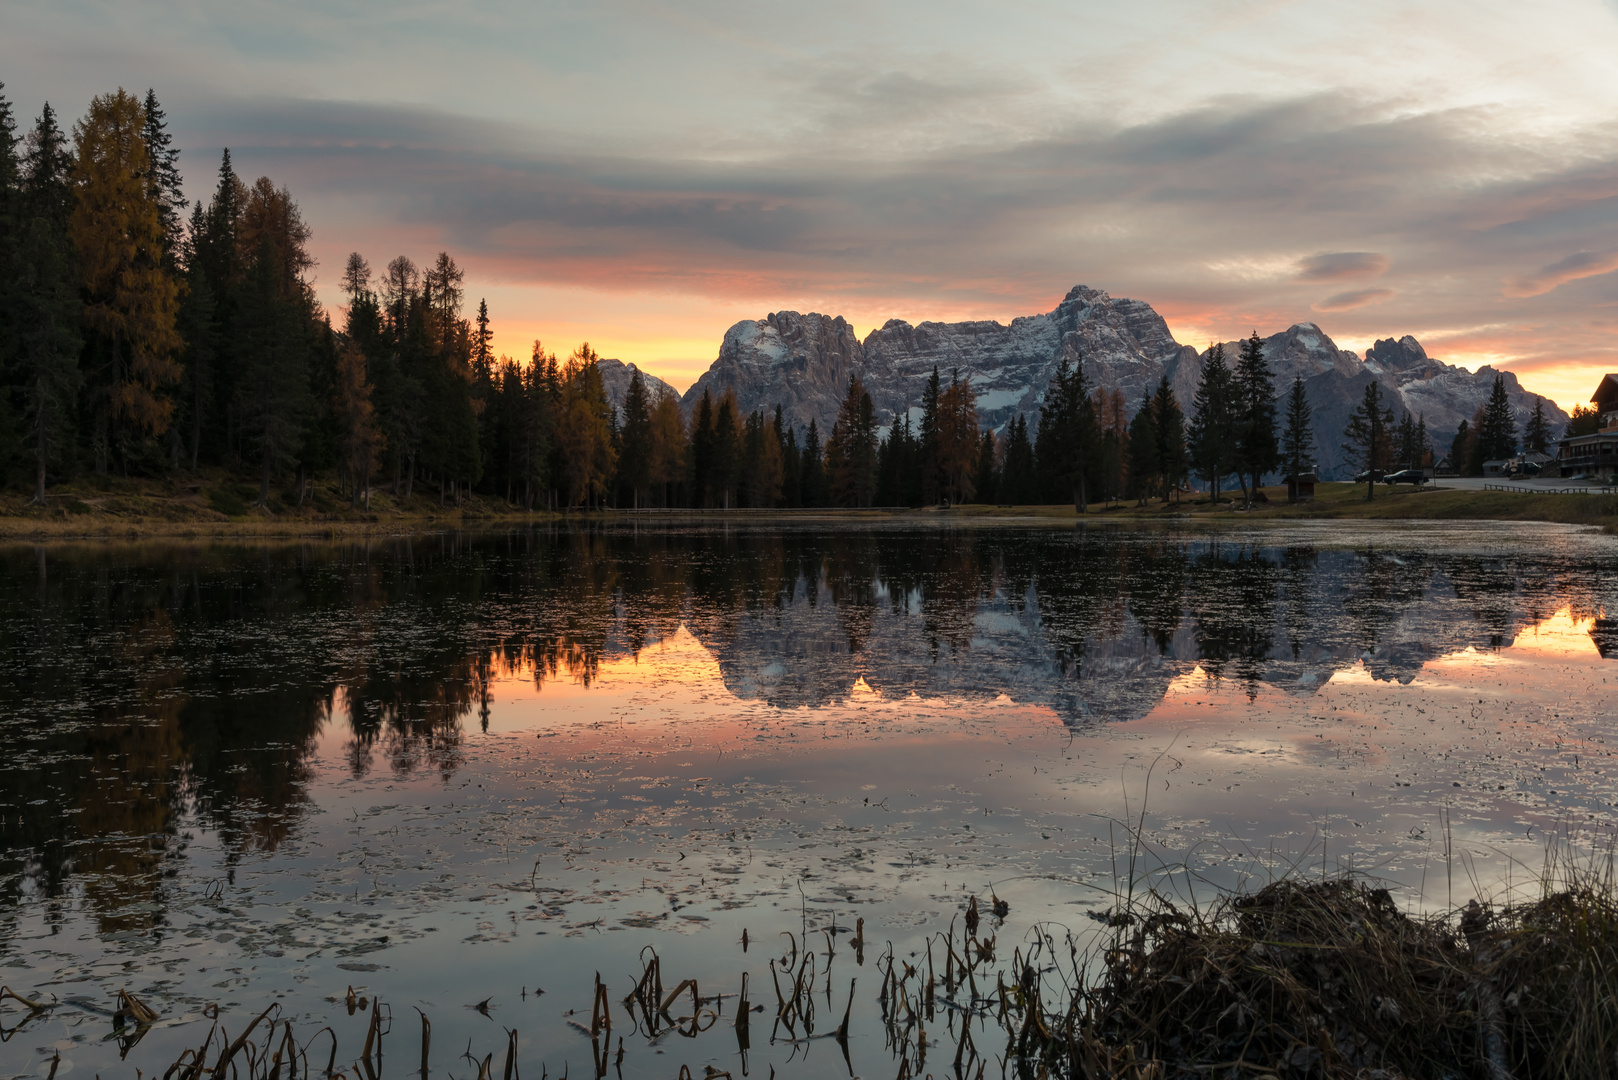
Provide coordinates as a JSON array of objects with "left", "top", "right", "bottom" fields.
[
  {"left": 1524, "top": 396, "right": 1551, "bottom": 454},
  {"left": 1280, "top": 377, "right": 1314, "bottom": 501},
  {"left": 235, "top": 238, "right": 313, "bottom": 504},
  {"left": 1342, "top": 380, "right": 1394, "bottom": 500},
  {"left": 1233, "top": 331, "right": 1279, "bottom": 505},
  {"left": 1152, "top": 376, "right": 1187, "bottom": 502},
  {"left": 617, "top": 369, "right": 653, "bottom": 508},
  {"left": 1125, "top": 389, "right": 1159, "bottom": 504},
  {"left": 827, "top": 376, "right": 878, "bottom": 507},
  {"left": 1034, "top": 354, "right": 1095, "bottom": 511},
  {"left": 1187, "top": 343, "right": 1238, "bottom": 504},
  {"left": 973, "top": 428, "right": 998, "bottom": 505},
  {"left": 800, "top": 419, "right": 825, "bottom": 507},
  {"left": 15, "top": 103, "right": 84, "bottom": 502},
  {"left": 1477, "top": 374, "right": 1518, "bottom": 464},
  {"left": 1000, "top": 415, "right": 1035, "bottom": 505},
  {"left": 140, "top": 89, "right": 187, "bottom": 269},
  {"left": 918, "top": 366, "right": 942, "bottom": 504}
]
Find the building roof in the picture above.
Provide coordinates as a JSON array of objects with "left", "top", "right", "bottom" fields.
[{"left": 1594, "top": 373, "right": 1618, "bottom": 410}]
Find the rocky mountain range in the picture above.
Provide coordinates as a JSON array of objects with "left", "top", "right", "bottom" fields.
[{"left": 672, "top": 286, "right": 1568, "bottom": 480}]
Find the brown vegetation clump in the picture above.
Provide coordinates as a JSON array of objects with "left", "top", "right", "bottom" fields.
[{"left": 1002, "top": 871, "right": 1618, "bottom": 1079}]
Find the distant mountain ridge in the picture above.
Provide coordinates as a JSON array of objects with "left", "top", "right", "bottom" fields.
[
  {"left": 668, "top": 286, "right": 1567, "bottom": 480},
  {"left": 597, "top": 358, "right": 679, "bottom": 414}
]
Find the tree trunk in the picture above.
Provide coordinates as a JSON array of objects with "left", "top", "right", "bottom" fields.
[
  {"left": 34, "top": 402, "right": 47, "bottom": 506},
  {"left": 259, "top": 455, "right": 271, "bottom": 508}
]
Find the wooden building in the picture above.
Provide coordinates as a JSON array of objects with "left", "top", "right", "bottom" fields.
[
  {"left": 1556, "top": 374, "right": 1618, "bottom": 477},
  {"left": 1284, "top": 472, "right": 1317, "bottom": 502}
]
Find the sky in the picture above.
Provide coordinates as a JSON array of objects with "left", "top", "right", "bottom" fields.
[{"left": 5, "top": 0, "right": 1618, "bottom": 407}]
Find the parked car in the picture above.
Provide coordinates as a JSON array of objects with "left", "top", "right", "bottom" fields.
[
  {"left": 1353, "top": 469, "right": 1386, "bottom": 484},
  {"left": 1384, "top": 469, "right": 1428, "bottom": 486}
]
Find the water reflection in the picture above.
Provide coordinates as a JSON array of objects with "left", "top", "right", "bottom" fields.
[{"left": 2, "top": 525, "right": 1616, "bottom": 933}]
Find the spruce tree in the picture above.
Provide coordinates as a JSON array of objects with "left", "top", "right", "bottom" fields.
[
  {"left": 690, "top": 390, "right": 713, "bottom": 505},
  {"left": 618, "top": 370, "right": 652, "bottom": 508},
  {"left": 1126, "top": 390, "right": 1158, "bottom": 504},
  {"left": 141, "top": 89, "right": 187, "bottom": 270},
  {"left": 1479, "top": 375, "right": 1518, "bottom": 463},
  {"left": 918, "top": 366, "right": 942, "bottom": 503},
  {"left": 1034, "top": 355, "right": 1095, "bottom": 511},
  {"left": 16, "top": 104, "right": 84, "bottom": 502},
  {"left": 1187, "top": 343, "right": 1237, "bottom": 503},
  {"left": 1524, "top": 395, "right": 1551, "bottom": 454},
  {"left": 1342, "top": 380, "right": 1394, "bottom": 500},
  {"left": 1233, "top": 331, "right": 1279, "bottom": 505},
  {"left": 1280, "top": 377, "right": 1314, "bottom": 501},
  {"left": 800, "top": 419, "right": 825, "bottom": 507},
  {"left": 973, "top": 428, "right": 997, "bottom": 505},
  {"left": 1450, "top": 418, "right": 1471, "bottom": 474},
  {"left": 1002, "top": 415, "right": 1035, "bottom": 505},
  {"left": 1152, "top": 376, "right": 1187, "bottom": 502}
]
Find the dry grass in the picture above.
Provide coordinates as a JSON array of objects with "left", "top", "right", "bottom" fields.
[{"left": 1000, "top": 847, "right": 1618, "bottom": 1079}]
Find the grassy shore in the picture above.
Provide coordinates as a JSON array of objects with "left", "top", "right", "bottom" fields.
[
  {"left": 4, "top": 473, "right": 1617, "bottom": 539},
  {"left": 960, "top": 479, "right": 1618, "bottom": 531}
]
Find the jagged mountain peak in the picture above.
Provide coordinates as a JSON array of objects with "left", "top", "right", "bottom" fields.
[{"left": 671, "top": 286, "right": 1569, "bottom": 480}]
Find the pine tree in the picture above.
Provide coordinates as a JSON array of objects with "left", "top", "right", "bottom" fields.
[
  {"left": 16, "top": 103, "right": 84, "bottom": 502},
  {"left": 1342, "top": 380, "right": 1394, "bottom": 500},
  {"left": 1566, "top": 406, "right": 1601, "bottom": 439},
  {"left": 1450, "top": 418, "right": 1472, "bottom": 474},
  {"left": 333, "top": 341, "right": 384, "bottom": 506},
  {"left": 1280, "top": 377, "right": 1314, "bottom": 501},
  {"left": 827, "top": 376, "right": 878, "bottom": 507},
  {"left": 918, "top": 367, "right": 942, "bottom": 503},
  {"left": 618, "top": 369, "right": 652, "bottom": 508},
  {"left": 1152, "top": 376, "right": 1187, "bottom": 502},
  {"left": 1478, "top": 375, "right": 1518, "bottom": 463},
  {"left": 1001, "top": 415, "right": 1035, "bottom": 505},
  {"left": 1524, "top": 394, "right": 1551, "bottom": 454},
  {"left": 1187, "top": 343, "right": 1238, "bottom": 504},
  {"left": 1233, "top": 331, "right": 1279, "bottom": 505},
  {"left": 800, "top": 419, "right": 826, "bottom": 507},
  {"left": 711, "top": 392, "right": 739, "bottom": 508},
  {"left": 1126, "top": 390, "right": 1158, "bottom": 504},
  {"left": 235, "top": 236, "right": 313, "bottom": 504},
  {"left": 973, "top": 428, "right": 998, "bottom": 505},
  {"left": 140, "top": 89, "right": 187, "bottom": 269},
  {"left": 1034, "top": 354, "right": 1095, "bottom": 511},
  {"left": 690, "top": 390, "right": 713, "bottom": 505},
  {"left": 0, "top": 84, "right": 19, "bottom": 460},
  {"left": 555, "top": 343, "right": 615, "bottom": 507}
]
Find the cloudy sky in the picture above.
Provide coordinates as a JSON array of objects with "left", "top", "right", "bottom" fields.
[{"left": 6, "top": 0, "right": 1618, "bottom": 405}]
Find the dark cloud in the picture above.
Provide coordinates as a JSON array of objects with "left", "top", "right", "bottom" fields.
[
  {"left": 1296, "top": 252, "right": 1389, "bottom": 282},
  {"left": 1314, "top": 287, "right": 1395, "bottom": 312},
  {"left": 181, "top": 88, "right": 1618, "bottom": 404}
]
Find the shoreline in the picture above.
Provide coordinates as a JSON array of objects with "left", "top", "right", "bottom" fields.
[{"left": 3, "top": 480, "right": 1615, "bottom": 540}]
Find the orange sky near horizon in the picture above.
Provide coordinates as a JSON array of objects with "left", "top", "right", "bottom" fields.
[{"left": 470, "top": 283, "right": 1614, "bottom": 413}]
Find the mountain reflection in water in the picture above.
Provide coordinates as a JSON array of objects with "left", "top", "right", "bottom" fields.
[{"left": 2, "top": 523, "right": 1615, "bottom": 934}]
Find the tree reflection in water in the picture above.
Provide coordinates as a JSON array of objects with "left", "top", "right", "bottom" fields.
[{"left": 2, "top": 524, "right": 1615, "bottom": 933}]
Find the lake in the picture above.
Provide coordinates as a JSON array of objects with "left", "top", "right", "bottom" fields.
[{"left": 2, "top": 521, "right": 1616, "bottom": 1079}]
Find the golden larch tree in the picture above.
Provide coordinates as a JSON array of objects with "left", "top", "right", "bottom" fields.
[{"left": 71, "top": 89, "right": 181, "bottom": 464}]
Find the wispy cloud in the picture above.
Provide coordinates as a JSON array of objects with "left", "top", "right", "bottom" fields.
[{"left": 1503, "top": 251, "right": 1618, "bottom": 297}]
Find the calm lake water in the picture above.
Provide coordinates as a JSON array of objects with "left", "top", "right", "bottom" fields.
[{"left": 3, "top": 521, "right": 1617, "bottom": 1078}]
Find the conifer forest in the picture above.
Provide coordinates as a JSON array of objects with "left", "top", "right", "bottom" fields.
[{"left": 0, "top": 85, "right": 1561, "bottom": 513}]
